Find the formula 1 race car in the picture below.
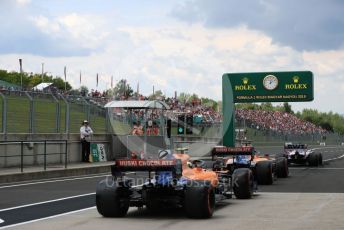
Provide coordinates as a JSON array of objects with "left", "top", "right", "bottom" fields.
[
  {"left": 283, "top": 143, "right": 323, "bottom": 166},
  {"left": 96, "top": 148, "right": 255, "bottom": 219},
  {"left": 252, "top": 151, "right": 289, "bottom": 182},
  {"left": 209, "top": 146, "right": 288, "bottom": 185}
]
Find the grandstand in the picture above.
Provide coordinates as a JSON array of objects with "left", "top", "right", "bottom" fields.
[
  {"left": 0, "top": 88, "right": 338, "bottom": 144},
  {"left": 235, "top": 109, "right": 326, "bottom": 135}
]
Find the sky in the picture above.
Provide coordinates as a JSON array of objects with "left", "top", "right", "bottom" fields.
[{"left": 0, "top": 0, "right": 343, "bottom": 114}]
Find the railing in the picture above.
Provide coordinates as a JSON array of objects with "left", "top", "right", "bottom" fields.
[
  {"left": 0, "top": 90, "right": 107, "bottom": 134},
  {"left": 0, "top": 140, "right": 68, "bottom": 172}
]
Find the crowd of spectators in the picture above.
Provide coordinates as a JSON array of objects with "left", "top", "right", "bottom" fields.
[
  {"left": 71, "top": 89, "right": 327, "bottom": 135},
  {"left": 96, "top": 93, "right": 222, "bottom": 125},
  {"left": 236, "top": 108, "right": 327, "bottom": 135},
  {"left": 164, "top": 97, "right": 222, "bottom": 124}
]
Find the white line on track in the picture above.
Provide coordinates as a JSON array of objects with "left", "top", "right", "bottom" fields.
[
  {"left": 0, "top": 219, "right": 4, "bottom": 224},
  {"left": 0, "top": 193, "right": 95, "bottom": 212},
  {"left": 0, "top": 171, "right": 141, "bottom": 190},
  {"left": 311, "top": 146, "right": 344, "bottom": 151},
  {"left": 323, "top": 153, "right": 344, "bottom": 162},
  {"left": 290, "top": 167, "right": 344, "bottom": 170},
  {"left": 0, "top": 174, "right": 110, "bottom": 189},
  {"left": 0, "top": 207, "right": 95, "bottom": 230}
]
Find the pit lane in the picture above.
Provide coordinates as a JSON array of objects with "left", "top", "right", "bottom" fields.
[
  {"left": 3, "top": 193, "right": 344, "bottom": 230},
  {"left": 0, "top": 146, "right": 343, "bottom": 229}
]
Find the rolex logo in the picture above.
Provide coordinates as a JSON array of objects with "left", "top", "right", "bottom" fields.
[
  {"left": 242, "top": 78, "right": 249, "bottom": 85},
  {"left": 235, "top": 77, "right": 256, "bottom": 91},
  {"left": 293, "top": 76, "right": 299, "bottom": 83}
]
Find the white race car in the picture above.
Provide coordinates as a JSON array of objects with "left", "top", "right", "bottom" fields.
[{"left": 283, "top": 143, "right": 322, "bottom": 166}]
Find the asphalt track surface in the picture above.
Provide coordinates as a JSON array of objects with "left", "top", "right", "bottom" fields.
[{"left": 0, "top": 146, "right": 343, "bottom": 229}]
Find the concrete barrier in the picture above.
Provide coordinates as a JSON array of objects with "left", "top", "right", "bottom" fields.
[{"left": 0, "top": 134, "right": 111, "bottom": 168}]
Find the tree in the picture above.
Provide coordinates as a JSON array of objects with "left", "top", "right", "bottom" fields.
[
  {"left": 178, "top": 92, "right": 191, "bottom": 103},
  {"left": 111, "top": 79, "right": 133, "bottom": 99},
  {"left": 283, "top": 102, "right": 293, "bottom": 113},
  {"left": 260, "top": 102, "right": 273, "bottom": 111},
  {"left": 80, "top": 86, "right": 89, "bottom": 97},
  {"left": 52, "top": 77, "right": 72, "bottom": 91},
  {"left": 149, "top": 90, "right": 164, "bottom": 99},
  {"left": 201, "top": 97, "right": 218, "bottom": 111}
]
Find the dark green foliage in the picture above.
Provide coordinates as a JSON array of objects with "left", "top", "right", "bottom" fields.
[
  {"left": 0, "top": 69, "right": 71, "bottom": 91},
  {"left": 296, "top": 109, "right": 344, "bottom": 134},
  {"left": 107, "top": 79, "right": 133, "bottom": 99}
]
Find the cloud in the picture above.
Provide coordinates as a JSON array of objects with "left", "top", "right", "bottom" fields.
[
  {"left": 0, "top": 2, "right": 111, "bottom": 57},
  {"left": 16, "top": 0, "right": 31, "bottom": 6},
  {"left": 171, "top": 0, "right": 344, "bottom": 51},
  {"left": 1, "top": 1, "right": 344, "bottom": 114}
]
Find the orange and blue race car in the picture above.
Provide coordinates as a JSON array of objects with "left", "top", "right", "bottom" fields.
[
  {"left": 207, "top": 145, "right": 288, "bottom": 185},
  {"left": 96, "top": 147, "right": 256, "bottom": 219}
]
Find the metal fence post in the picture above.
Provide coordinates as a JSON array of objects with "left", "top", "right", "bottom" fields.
[
  {"left": 24, "top": 92, "right": 34, "bottom": 133},
  {"left": 51, "top": 93, "right": 60, "bottom": 133},
  {"left": 64, "top": 140, "right": 68, "bottom": 168},
  {"left": 60, "top": 95, "right": 70, "bottom": 133},
  {"left": 44, "top": 140, "right": 47, "bottom": 171},
  {"left": 0, "top": 92, "right": 7, "bottom": 134},
  {"left": 21, "top": 141, "right": 24, "bottom": 173},
  {"left": 105, "top": 109, "right": 109, "bottom": 133}
]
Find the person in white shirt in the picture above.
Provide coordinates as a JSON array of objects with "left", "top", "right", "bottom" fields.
[{"left": 80, "top": 120, "right": 94, "bottom": 162}]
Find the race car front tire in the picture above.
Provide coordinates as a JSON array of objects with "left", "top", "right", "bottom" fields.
[
  {"left": 256, "top": 161, "right": 274, "bottom": 185},
  {"left": 184, "top": 180, "right": 215, "bottom": 218},
  {"left": 276, "top": 157, "right": 289, "bottom": 178},
  {"left": 96, "top": 177, "right": 130, "bottom": 217},
  {"left": 232, "top": 168, "right": 253, "bottom": 199}
]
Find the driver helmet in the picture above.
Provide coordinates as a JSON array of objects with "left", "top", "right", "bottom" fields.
[{"left": 158, "top": 150, "right": 174, "bottom": 159}]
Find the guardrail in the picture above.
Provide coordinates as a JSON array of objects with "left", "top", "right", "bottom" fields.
[{"left": 0, "top": 140, "right": 68, "bottom": 172}]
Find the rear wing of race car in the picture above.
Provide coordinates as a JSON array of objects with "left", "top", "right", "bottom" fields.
[
  {"left": 111, "top": 159, "right": 182, "bottom": 177},
  {"left": 212, "top": 146, "right": 254, "bottom": 160},
  {"left": 284, "top": 143, "right": 307, "bottom": 150}
]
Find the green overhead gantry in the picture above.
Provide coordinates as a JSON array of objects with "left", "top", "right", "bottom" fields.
[{"left": 222, "top": 71, "right": 314, "bottom": 147}]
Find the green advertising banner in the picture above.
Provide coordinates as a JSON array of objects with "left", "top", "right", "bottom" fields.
[
  {"left": 90, "top": 143, "right": 107, "bottom": 162},
  {"left": 222, "top": 71, "right": 314, "bottom": 147},
  {"left": 224, "top": 71, "right": 313, "bottom": 103}
]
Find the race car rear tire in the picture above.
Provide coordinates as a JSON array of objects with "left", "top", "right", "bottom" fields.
[
  {"left": 184, "top": 180, "right": 215, "bottom": 218},
  {"left": 276, "top": 157, "right": 289, "bottom": 178},
  {"left": 308, "top": 153, "right": 319, "bottom": 167},
  {"left": 96, "top": 177, "right": 130, "bottom": 217},
  {"left": 317, "top": 153, "right": 323, "bottom": 166},
  {"left": 232, "top": 168, "right": 253, "bottom": 199},
  {"left": 256, "top": 161, "right": 273, "bottom": 185}
]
